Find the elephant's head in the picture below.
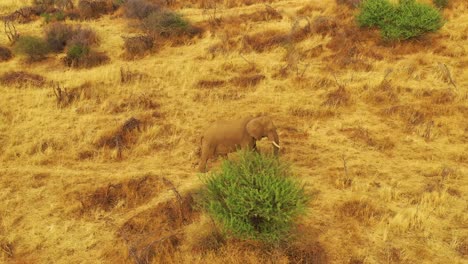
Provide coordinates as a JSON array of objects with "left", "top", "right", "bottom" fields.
[{"left": 246, "top": 116, "right": 280, "bottom": 155}]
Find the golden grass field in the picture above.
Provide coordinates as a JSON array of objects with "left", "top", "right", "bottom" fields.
[{"left": 0, "top": 0, "right": 467, "bottom": 263}]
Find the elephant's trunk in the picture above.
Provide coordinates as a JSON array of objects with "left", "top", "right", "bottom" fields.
[{"left": 268, "top": 131, "right": 280, "bottom": 155}]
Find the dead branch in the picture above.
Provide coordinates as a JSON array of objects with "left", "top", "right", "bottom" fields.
[
  {"left": 239, "top": 53, "right": 255, "bottom": 66},
  {"left": 4, "top": 19, "right": 19, "bottom": 45},
  {"left": 342, "top": 154, "right": 348, "bottom": 179},
  {"left": 438, "top": 63, "right": 456, "bottom": 88},
  {"left": 297, "top": 62, "right": 310, "bottom": 78},
  {"left": 332, "top": 72, "right": 342, "bottom": 87},
  {"left": 382, "top": 68, "right": 393, "bottom": 82}
]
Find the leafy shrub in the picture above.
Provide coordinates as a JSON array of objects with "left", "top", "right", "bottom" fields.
[
  {"left": 432, "top": 0, "right": 448, "bottom": 9},
  {"left": 44, "top": 22, "right": 74, "bottom": 52},
  {"left": 381, "top": 0, "right": 444, "bottom": 40},
  {"left": 0, "top": 46, "right": 13, "bottom": 62},
  {"left": 124, "top": 0, "right": 160, "bottom": 19},
  {"left": 356, "top": 0, "right": 443, "bottom": 40},
  {"left": 67, "top": 44, "right": 90, "bottom": 60},
  {"left": 41, "top": 11, "right": 66, "bottom": 23},
  {"left": 14, "top": 36, "right": 50, "bottom": 61},
  {"left": 200, "top": 151, "right": 308, "bottom": 243},
  {"left": 142, "top": 11, "right": 200, "bottom": 38},
  {"left": 64, "top": 44, "right": 109, "bottom": 68},
  {"left": 356, "top": 0, "right": 396, "bottom": 28}
]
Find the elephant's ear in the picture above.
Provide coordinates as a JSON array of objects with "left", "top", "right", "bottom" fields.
[{"left": 246, "top": 118, "right": 263, "bottom": 140}]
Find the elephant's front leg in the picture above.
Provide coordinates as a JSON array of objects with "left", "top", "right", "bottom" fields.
[
  {"left": 198, "top": 144, "right": 214, "bottom": 173},
  {"left": 242, "top": 139, "right": 258, "bottom": 152}
]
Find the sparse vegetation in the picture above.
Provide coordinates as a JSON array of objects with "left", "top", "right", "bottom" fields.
[
  {"left": 44, "top": 22, "right": 74, "bottom": 52},
  {"left": 14, "top": 35, "right": 50, "bottom": 61},
  {"left": 123, "top": 0, "right": 160, "bottom": 19},
  {"left": 0, "top": 71, "right": 46, "bottom": 87},
  {"left": 200, "top": 151, "right": 308, "bottom": 243},
  {"left": 357, "top": 0, "right": 444, "bottom": 40},
  {"left": 142, "top": 10, "right": 200, "bottom": 38}
]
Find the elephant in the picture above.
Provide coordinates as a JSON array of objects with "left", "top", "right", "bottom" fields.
[{"left": 198, "top": 115, "right": 280, "bottom": 172}]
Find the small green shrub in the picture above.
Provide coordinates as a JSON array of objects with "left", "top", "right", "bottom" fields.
[
  {"left": 356, "top": 0, "right": 396, "bottom": 28},
  {"left": 14, "top": 36, "right": 50, "bottom": 61},
  {"left": 142, "top": 11, "right": 197, "bottom": 37},
  {"left": 67, "top": 44, "right": 90, "bottom": 60},
  {"left": 356, "top": 0, "right": 444, "bottom": 40},
  {"left": 41, "top": 11, "right": 66, "bottom": 23},
  {"left": 433, "top": 0, "right": 448, "bottom": 9},
  {"left": 381, "top": 0, "right": 444, "bottom": 40},
  {"left": 200, "top": 151, "right": 308, "bottom": 243},
  {"left": 64, "top": 44, "right": 109, "bottom": 68}
]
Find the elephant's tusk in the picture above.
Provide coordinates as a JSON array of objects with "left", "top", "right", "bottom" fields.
[{"left": 271, "top": 141, "right": 281, "bottom": 149}]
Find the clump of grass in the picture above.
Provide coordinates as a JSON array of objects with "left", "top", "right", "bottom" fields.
[
  {"left": 41, "top": 11, "right": 66, "bottom": 23},
  {"left": 67, "top": 44, "right": 90, "bottom": 60},
  {"left": 122, "top": 35, "right": 154, "bottom": 59},
  {"left": 356, "top": 0, "right": 444, "bottom": 40},
  {"left": 200, "top": 151, "right": 308, "bottom": 244},
  {"left": 14, "top": 35, "right": 50, "bottom": 61}
]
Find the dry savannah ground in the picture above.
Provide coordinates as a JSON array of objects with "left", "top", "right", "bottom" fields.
[{"left": 0, "top": 0, "right": 467, "bottom": 263}]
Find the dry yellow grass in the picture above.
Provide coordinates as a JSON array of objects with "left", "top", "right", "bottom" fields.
[{"left": 0, "top": 0, "right": 467, "bottom": 263}]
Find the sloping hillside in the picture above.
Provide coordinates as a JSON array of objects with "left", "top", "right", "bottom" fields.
[{"left": 0, "top": 0, "right": 467, "bottom": 263}]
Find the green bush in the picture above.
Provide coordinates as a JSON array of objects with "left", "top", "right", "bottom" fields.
[
  {"left": 142, "top": 11, "right": 195, "bottom": 37},
  {"left": 14, "top": 36, "right": 50, "bottom": 61},
  {"left": 41, "top": 11, "right": 66, "bottom": 23},
  {"left": 64, "top": 44, "right": 109, "bottom": 68},
  {"left": 356, "top": 0, "right": 444, "bottom": 40},
  {"left": 381, "top": 0, "right": 444, "bottom": 40},
  {"left": 433, "top": 0, "right": 448, "bottom": 9},
  {"left": 356, "top": 0, "right": 396, "bottom": 28},
  {"left": 66, "top": 44, "right": 89, "bottom": 60},
  {"left": 200, "top": 151, "right": 308, "bottom": 243}
]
